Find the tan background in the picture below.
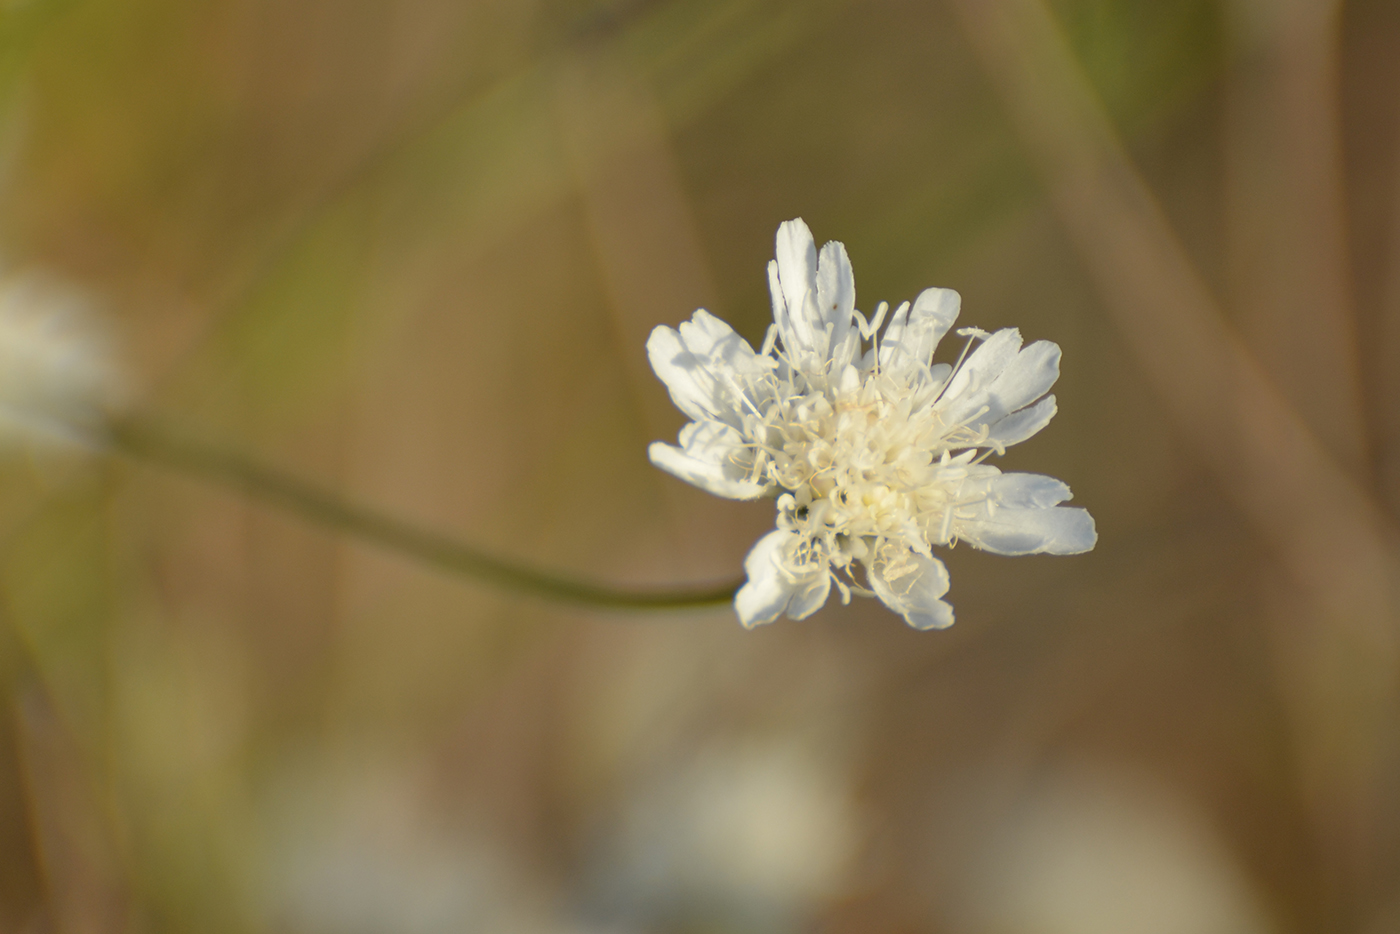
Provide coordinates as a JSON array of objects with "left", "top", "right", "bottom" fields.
[{"left": 0, "top": 0, "right": 1398, "bottom": 931}]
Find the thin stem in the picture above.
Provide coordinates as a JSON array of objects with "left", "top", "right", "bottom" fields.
[{"left": 109, "top": 417, "right": 741, "bottom": 611}]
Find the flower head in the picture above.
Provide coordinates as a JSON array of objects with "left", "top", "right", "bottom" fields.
[
  {"left": 0, "top": 271, "right": 123, "bottom": 453},
  {"left": 646, "top": 219, "right": 1095, "bottom": 629}
]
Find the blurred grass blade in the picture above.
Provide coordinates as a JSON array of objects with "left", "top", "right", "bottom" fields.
[
  {"left": 948, "top": 0, "right": 1400, "bottom": 906},
  {"left": 1223, "top": 0, "right": 1366, "bottom": 470},
  {"left": 947, "top": 0, "right": 1399, "bottom": 630}
]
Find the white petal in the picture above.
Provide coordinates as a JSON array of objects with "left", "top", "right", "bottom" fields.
[
  {"left": 867, "top": 550, "right": 955, "bottom": 630},
  {"left": 646, "top": 326, "right": 715, "bottom": 423},
  {"left": 912, "top": 287, "right": 961, "bottom": 346},
  {"left": 948, "top": 471, "right": 1096, "bottom": 555},
  {"left": 942, "top": 328, "right": 1020, "bottom": 398},
  {"left": 987, "top": 471, "right": 1073, "bottom": 508},
  {"left": 816, "top": 239, "right": 855, "bottom": 351},
  {"left": 646, "top": 310, "right": 763, "bottom": 426},
  {"left": 938, "top": 328, "right": 1023, "bottom": 428},
  {"left": 940, "top": 332, "right": 1063, "bottom": 444},
  {"left": 1040, "top": 507, "right": 1098, "bottom": 553},
  {"left": 957, "top": 506, "right": 1097, "bottom": 556},
  {"left": 985, "top": 395, "right": 1057, "bottom": 447},
  {"left": 880, "top": 287, "right": 960, "bottom": 374},
  {"left": 924, "top": 362, "right": 953, "bottom": 395},
  {"left": 906, "top": 599, "right": 955, "bottom": 631},
  {"left": 827, "top": 330, "right": 861, "bottom": 375},
  {"left": 766, "top": 258, "right": 786, "bottom": 321},
  {"left": 986, "top": 339, "right": 1060, "bottom": 413},
  {"left": 774, "top": 218, "right": 817, "bottom": 328},
  {"left": 734, "top": 530, "right": 798, "bottom": 627},
  {"left": 772, "top": 220, "right": 820, "bottom": 361},
  {"left": 946, "top": 473, "right": 1091, "bottom": 554},
  {"left": 647, "top": 420, "right": 767, "bottom": 500},
  {"left": 1055, "top": 509, "right": 1098, "bottom": 553},
  {"left": 877, "top": 300, "right": 913, "bottom": 370},
  {"left": 785, "top": 572, "right": 832, "bottom": 621},
  {"left": 771, "top": 218, "right": 858, "bottom": 371}
]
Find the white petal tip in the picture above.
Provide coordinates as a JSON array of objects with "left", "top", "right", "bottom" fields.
[
  {"left": 736, "top": 611, "right": 778, "bottom": 630},
  {"left": 906, "top": 607, "right": 955, "bottom": 631},
  {"left": 1055, "top": 511, "right": 1098, "bottom": 554},
  {"left": 902, "top": 593, "right": 956, "bottom": 630}
]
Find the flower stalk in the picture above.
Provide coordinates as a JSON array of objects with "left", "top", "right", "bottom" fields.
[{"left": 110, "top": 417, "right": 741, "bottom": 611}]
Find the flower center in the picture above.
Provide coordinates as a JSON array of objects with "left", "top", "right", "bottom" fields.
[{"left": 734, "top": 359, "right": 989, "bottom": 594}]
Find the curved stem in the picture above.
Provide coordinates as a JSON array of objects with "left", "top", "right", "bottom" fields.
[{"left": 109, "top": 417, "right": 741, "bottom": 611}]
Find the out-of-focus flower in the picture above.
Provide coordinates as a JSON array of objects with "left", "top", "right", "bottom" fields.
[
  {"left": 585, "top": 742, "right": 858, "bottom": 932},
  {"left": 0, "top": 271, "right": 123, "bottom": 452},
  {"left": 959, "top": 766, "right": 1274, "bottom": 934},
  {"left": 646, "top": 218, "right": 1095, "bottom": 629},
  {"left": 263, "top": 761, "right": 614, "bottom": 934}
]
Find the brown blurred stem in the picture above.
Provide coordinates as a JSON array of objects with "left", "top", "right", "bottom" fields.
[{"left": 109, "top": 417, "right": 741, "bottom": 611}]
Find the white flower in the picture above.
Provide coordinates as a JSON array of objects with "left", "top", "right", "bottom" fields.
[
  {"left": 646, "top": 219, "right": 1096, "bottom": 629},
  {"left": 0, "top": 271, "right": 122, "bottom": 452},
  {"left": 594, "top": 742, "right": 858, "bottom": 923}
]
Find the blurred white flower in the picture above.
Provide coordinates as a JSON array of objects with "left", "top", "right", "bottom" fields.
[
  {"left": 961, "top": 766, "right": 1274, "bottom": 934},
  {"left": 264, "top": 761, "right": 615, "bottom": 934},
  {"left": 588, "top": 742, "right": 858, "bottom": 931},
  {"left": 647, "top": 218, "right": 1095, "bottom": 629},
  {"left": 0, "top": 271, "right": 122, "bottom": 452}
]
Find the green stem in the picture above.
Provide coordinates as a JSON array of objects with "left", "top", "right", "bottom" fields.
[{"left": 110, "top": 418, "right": 741, "bottom": 611}]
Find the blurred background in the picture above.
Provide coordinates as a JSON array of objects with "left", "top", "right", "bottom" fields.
[{"left": 0, "top": 0, "right": 1398, "bottom": 931}]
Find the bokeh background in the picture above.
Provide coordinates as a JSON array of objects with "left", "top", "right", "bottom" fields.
[{"left": 1, "top": 0, "right": 1399, "bottom": 931}]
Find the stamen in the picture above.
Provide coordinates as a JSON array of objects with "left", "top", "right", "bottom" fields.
[
  {"left": 868, "top": 300, "right": 888, "bottom": 335},
  {"left": 734, "top": 380, "right": 770, "bottom": 422},
  {"left": 853, "top": 309, "right": 870, "bottom": 339},
  {"left": 832, "top": 573, "right": 852, "bottom": 604},
  {"left": 760, "top": 323, "right": 779, "bottom": 357},
  {"left": 938, "top": 504, "right": 955, "bottom": 544},
  {"left": 865, "top": 301, "right": 890, "bottom": 376}
]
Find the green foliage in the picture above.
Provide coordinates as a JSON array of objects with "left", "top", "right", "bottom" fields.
[
  {"left": 1053, "top": 0, "right": 1223, "bottom": 133},
  {"left": 209, "top": 194, "right": 378, "bottom": 423},
  {"left": 0, "top": 476, "right": 114, "bottom": 738}
]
